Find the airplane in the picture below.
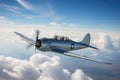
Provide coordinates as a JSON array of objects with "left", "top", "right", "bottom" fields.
[{"left": 14, "top": 30, "right": 111, "bottom": 65}]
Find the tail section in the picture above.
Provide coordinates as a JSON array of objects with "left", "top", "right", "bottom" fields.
[
  {"left": 81, "top": 33, "right": 90, "bottom": 45},
  {"left": 80, "top": 33, "right": 99, "bottom": 50}
]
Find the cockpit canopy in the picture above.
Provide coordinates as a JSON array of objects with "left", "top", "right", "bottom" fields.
[{"left": 53, "top": 35, "right": 71, "bottom": 41}]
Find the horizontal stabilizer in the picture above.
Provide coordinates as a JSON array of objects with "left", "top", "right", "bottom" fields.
[{"left": 80, "top": 43, "right": 99, "bottom": 50}]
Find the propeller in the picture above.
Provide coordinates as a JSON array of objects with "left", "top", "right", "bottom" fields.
[
  {"left": 35, "top": 30, "right": 40, "bottom": 53},
  {"left": 24, "top": 30, "right": 42, "bottom": 54},
  {"left": 35, "top": 30, "right": 40, "bottom": 41},
  {"left": 26, "top": 30, "right": 42, "bottom": 52}
]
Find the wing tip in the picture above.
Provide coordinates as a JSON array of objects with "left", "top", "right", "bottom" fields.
[
  {"left": 104, "top": 62, "right": 112, "bottom": 65},
  {"left": 14, "top": 31, "right": 19, "bottom": 35},
  {"left": 14, "top": 31, "right": 17, "bottom": 34}
]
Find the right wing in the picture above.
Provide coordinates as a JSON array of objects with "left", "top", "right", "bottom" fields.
[
  {"left": 14, "top": 32, "right": 35, "bottom": 45},
  {"left": 64, "top": 52, "right": 112, "bottom": 65},
  {"left": 49, "top": 47, "right": 112, "bottom": 65}
]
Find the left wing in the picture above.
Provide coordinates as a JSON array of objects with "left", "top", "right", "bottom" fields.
[
  {"left": 14, "top": 32, "right": 35, "bottom": 45},
  {"left": 50, "top": 48, "right": 112, "bottom": 65}
]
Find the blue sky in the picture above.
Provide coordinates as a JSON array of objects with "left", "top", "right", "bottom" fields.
[{"left": 0, "top": 0, "right": 120, "bottom": 31}]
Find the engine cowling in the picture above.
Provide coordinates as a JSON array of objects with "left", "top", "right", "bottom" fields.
[{"left": 35, "top": 40, "right": 42, "bottom": 48}]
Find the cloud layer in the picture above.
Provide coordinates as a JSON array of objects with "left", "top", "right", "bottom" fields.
[
  {"left": 0, "top": 54, "right": 93, "bottom": 80},
  {"left": 93, "top": 33, "right": 120, "bottom": 54}
]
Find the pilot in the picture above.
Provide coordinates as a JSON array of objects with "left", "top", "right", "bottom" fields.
[
  {"left": 54, "top": 35, "right": 58, "bottom": 40},
  {"left": 61, "top": 37, "right": 64, "bottom": 40}
]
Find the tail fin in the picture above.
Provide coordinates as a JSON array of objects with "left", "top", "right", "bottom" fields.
[
  {"left": 80, "top": 33, "right": 99, "bottom": 50},
  {"left": 81, "top": 33, "right": 90, "bottom": 45}
]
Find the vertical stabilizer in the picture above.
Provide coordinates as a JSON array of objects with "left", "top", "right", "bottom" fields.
[{"left": 81, "top": 33, "right": 90, "bottom": 45}]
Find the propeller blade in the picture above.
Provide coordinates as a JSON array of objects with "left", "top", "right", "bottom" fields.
[
  {"left": 26, "top": 44, "right": 34, "bottom": 50},
  {"left": 35, "top": 30, "right": 41, "bottom": 53},
  {"left": 35, "top": 30, "right": 40, "bottom": 41}
]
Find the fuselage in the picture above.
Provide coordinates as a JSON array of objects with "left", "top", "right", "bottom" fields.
[{"left": 36, "top": 38, "right": 87, "bottom": 52}]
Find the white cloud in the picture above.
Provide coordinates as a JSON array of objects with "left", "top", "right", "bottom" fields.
[
  {"left": 0, "top": 4, "right": 33, "bottom": 19},
  {"left": 0, "top": 55, "right": 40, "bottom": 80},
  {"left": 93, "top": 33, "right": 120, "bottom": 53},
  {"left": 40, "top": 5, "right": 55, "bottom": 17},
  {"left": 0, "top": 16, "right": 15, "bottom": 27},
  {"left": 0, "top": 54, "right": 93, "bottom": 80},
  {"left": 16, "top": 0, "right": 57, "bottom": 19},
  {"left": 0, "top": 4, "right": 19, "bottom": 10},
  {"left": 49, "top": 21, "right": 58, "bottom": 27},
  {"left": 16, "top": 0, "right": 34, "bottom": 10},
  {"left": 71, "top": 69, "right": 93, "bottom": 80},
  {"left": 0, "top": 2, "right": 59, "bottom": 20}
]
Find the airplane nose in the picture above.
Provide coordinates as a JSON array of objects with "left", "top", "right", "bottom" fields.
[{"left": 35, "top": 40, "right": 42, "bottom": 48}]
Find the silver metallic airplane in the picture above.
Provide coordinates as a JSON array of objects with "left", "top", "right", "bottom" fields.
[{"left": 14, "top": 30, "right": 111, "bottom": 64}]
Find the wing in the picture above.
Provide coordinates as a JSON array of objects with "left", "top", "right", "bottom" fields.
[
  {"left": 64, "top": 52, "right": 111, "bottom": 64},
  {"left": 50, "top": 48, "right": 111, "bottom": 65},
  {"left": 14, "top": 32, "right": 35, "bottom": 45}
]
